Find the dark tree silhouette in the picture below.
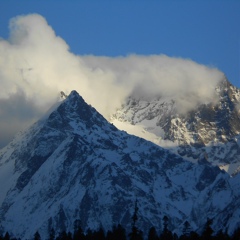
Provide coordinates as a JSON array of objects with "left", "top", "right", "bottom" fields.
[
  {"left": 106, "top": 229, "right": 113, "bottom": 240},
  {"left": 232, "top": 227, "right": 240, "bottom": 240},
  {"left": 180, "top": 221, "right": 191, "bottom": 240},
  {"left": 201, "top": 218, "right": 213, "bottom": 240},
  {"left": 214, "top": 230, "right": 230, "bottom": 240},
  {"left": 49, "top": 228, "right": 55, "bottom": 240},
  {"left": 173, "top": 233, "right": 178, "bottom": 240},
  {"left": 2, "top": 212, "right": 240, "bottom": 240},
  {"left": 188, "top": 231, "right": 200, "bottom": 240},
  {"left": 57, "top": 230, "right": 68, "bottom": 240},
  {"left": 3, "top": 232, "right": 10, "bottom": 240},
  {"left": 73, "top": 220, "right": 85, "bottom": 240},
  {"left": 34, "top": 231, "right": 41, "bottom": 240},
  {"left": 148, "top": 226, "right": 159, "bottom": 240},
  {"left": 183, "top": 221, "right": 191, "bottom": 237},
  {"left": 85, "top": 229, "right": 93, "bottom": 240},
  {"left": 107, "top": 225, "right": 127, "bottom": 240},
  {"left": 129, "top": 199, "right": 143, "bottom": 240},
  {"left": 67, "top": 231, "right": 72, "bottom": 240},
  {"left": 160, "top": 216, "right": 173, "bottom": 240},
  {"left": 92, "top": 228, "right": 105, "bottom": 240}
]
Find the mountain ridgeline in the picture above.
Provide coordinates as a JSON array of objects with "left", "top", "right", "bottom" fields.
[
  {"left": 0, "top": 88, "right": 240, "bottom": 239},
  {"left": 111, "top": 78, "right": 240, "bottom": 175}
]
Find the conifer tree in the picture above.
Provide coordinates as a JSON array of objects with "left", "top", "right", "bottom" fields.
[
  {"left": 129, "top": 199, "right": 143, "bottom": 240},
  {"left": 34, "top": 231, "right": 41, "bottom": 240},
  {"left": 49, "top": 228, "right": 55, "bottom": 240},
  {"left": 73, "top": 220, "right": 85, "bottom": 240},
  {"left": 3, "top": 232, "right": 10, "bottom": 240},
  {"left": 214, "top": 230, "right": 230, "bottom": 240},
  {"left": 148, "top": 226, "right": 159, "bottom": 240},
  {"left": 85, "top": 229, "right": 93, "bottom": 240},
  {"left": 67, "top": 231, "right": 73, "bottom": 240},
  {"left": 57, "top": 230, "right": 68, "bottom": 240},
  {"left": 160, "top": 216, "right": 173, "bottom": 240},
  {"left": 106, "top": 224, "right": 126, "bottom": 240},
  {"left": 183, "top": 221, "right": 191, "bottom": 237},
  {"left": 201, "top": 218, "right": 213, "bottom": 240},
  {"left": 173, "top": 233, "right": 178, "bottom": 240},
  {"left": 106, "top": 229, "right": 113, "bottom": 240},
  {"left": 188, "top": 231, "right": 200, "bottom": 240},
  {"left": 92, "top": 228, "right": 105, "bottom": 240},
  {"left": 114, "top": 224, "right": 127, "bottom": 240},
  {"left": 232, "top": 227, "right": 240, "bottom": 240},
  {"left": 0, "top": 227, "right": 3, "bottom": 238}
]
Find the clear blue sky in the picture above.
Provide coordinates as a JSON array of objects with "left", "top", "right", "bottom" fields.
[{"left": 1, "top": 0, "right": 239, "bottom": 87}]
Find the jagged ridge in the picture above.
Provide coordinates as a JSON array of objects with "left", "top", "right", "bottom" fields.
[
  {"left": 111, "top": 79, "right": 240, "bottom": 175},
  {"left": 0, "top": 90, "right": 239, "bottom": 239}
]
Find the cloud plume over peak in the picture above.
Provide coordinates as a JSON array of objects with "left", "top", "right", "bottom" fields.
[{"left": 0, "top": 14, "right": 225, "bottom": 148}]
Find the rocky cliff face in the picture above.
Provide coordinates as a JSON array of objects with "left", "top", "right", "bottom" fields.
[
  {"left": 0, "top": 90, "right": 239, "bottom": 239},
  {"left": 111, "top": 79, "right": 240, "bottom": 175}
]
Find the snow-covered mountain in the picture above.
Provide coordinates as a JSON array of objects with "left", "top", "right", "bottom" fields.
[
  {"left": 111, "top": 78, "right": 240, "bottom": 175},
  {"left": 0, "top": 90, "right": 239, "bottom": 239}
]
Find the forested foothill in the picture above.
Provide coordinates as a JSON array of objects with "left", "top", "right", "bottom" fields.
[{"left": 1, "top": 202, "right": 240, "bottom": 240}]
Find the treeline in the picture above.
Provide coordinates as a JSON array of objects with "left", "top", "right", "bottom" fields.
[
  {"left": 1, "top": 201, "right": 240, "bottom": 240},
  {"left": 0, "top": 219, "right": 240, "bottom": 240}
]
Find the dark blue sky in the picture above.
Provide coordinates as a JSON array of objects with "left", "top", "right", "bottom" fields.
[{"left": 1, "top": 0, "right": 239, "bottom": 87}]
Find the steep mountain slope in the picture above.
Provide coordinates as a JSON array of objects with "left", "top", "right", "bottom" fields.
[
  {"left": 0, "top": 90, "right": 239, "bottom": 239},
  {"left": 111, "top": 78, "right": 240, "bottom": 175}
]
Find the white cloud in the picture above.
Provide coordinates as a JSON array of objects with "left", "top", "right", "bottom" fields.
[{"left": 0, "top": 14, "right": 225, "bottom": 148}]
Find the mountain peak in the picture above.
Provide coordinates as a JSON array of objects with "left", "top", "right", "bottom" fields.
[
  {"left": 56, "top": 90, "right": 93, "bottom": 121},
  {"left": 111, "top": 79, "right": 240, "bottom": 175},
  {"left": 0, "top": 88, "right": 240, "bottom": 239},
  {"left": 64, "top": 90, "right": 85, "bottom": 105},
  {"left": 68, "top": 89, "right": 80, "bottom": 99},
  {"left": 57, "top": 90, "right": 112, "bottom": 129}
]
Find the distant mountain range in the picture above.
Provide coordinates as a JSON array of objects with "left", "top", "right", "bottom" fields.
[
  {"left": 0, "top": 87, "right": 240, "bottom": 239},
  {"left": 111, "top": 78, "right": 240, "bottom": 175}
]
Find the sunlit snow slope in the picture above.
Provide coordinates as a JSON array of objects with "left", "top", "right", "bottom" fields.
[{"left": 111, "top": 78, "right": 240, "bottom": 175}]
